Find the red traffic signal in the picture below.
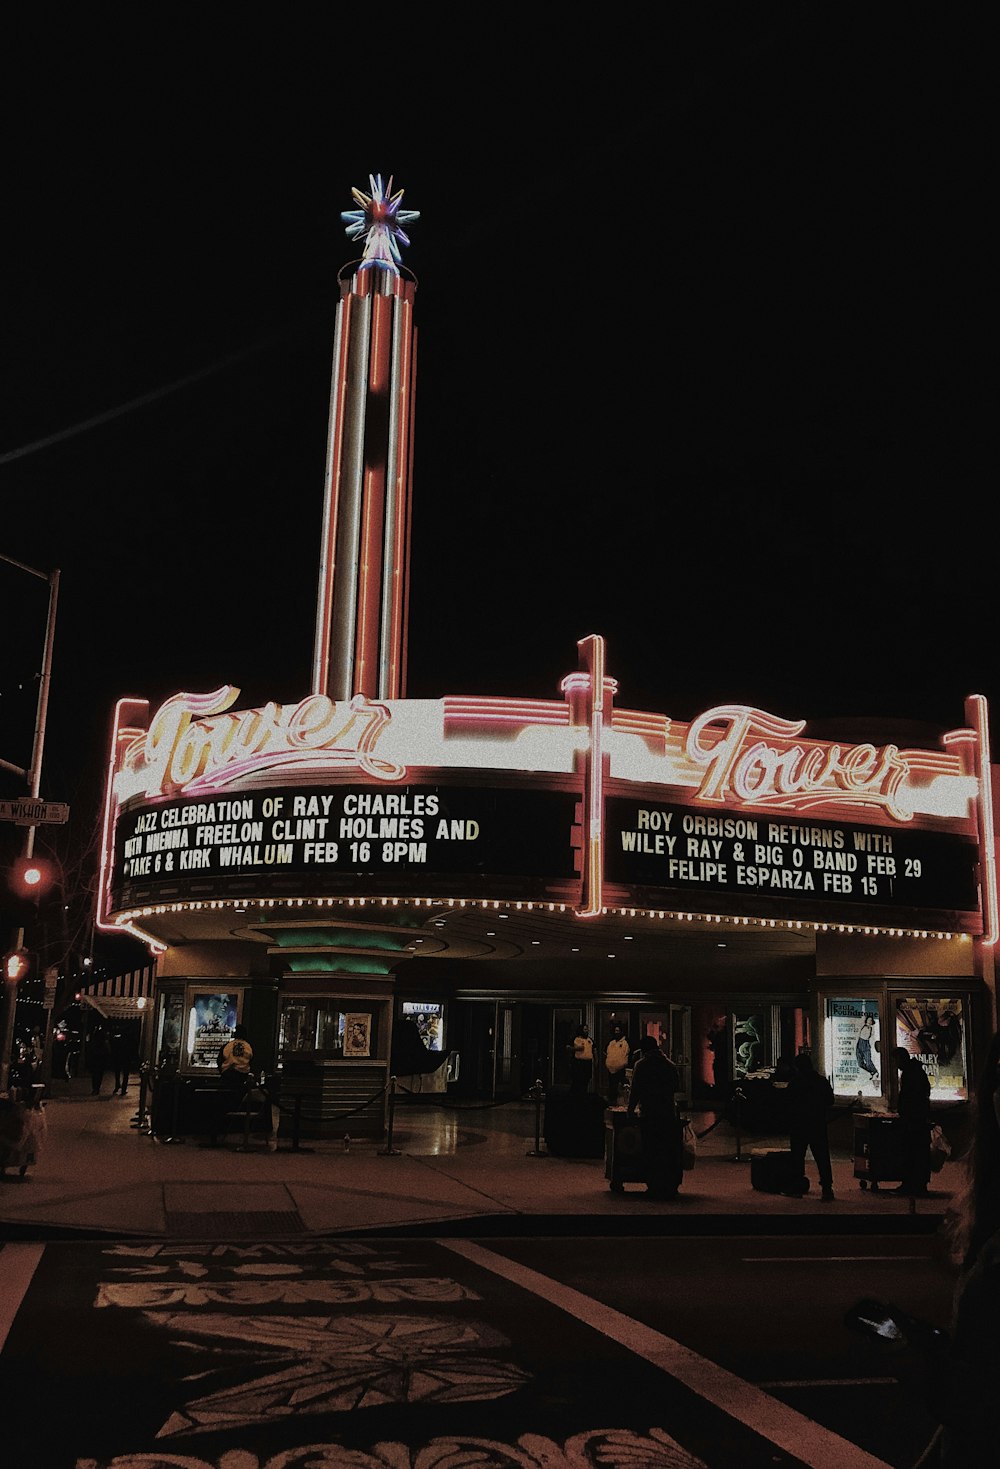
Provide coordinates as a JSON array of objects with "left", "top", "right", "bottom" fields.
[
  {"left": 3, "top": 949, "right": 31, "bottom": 984},
  {"left": 9, "top": 855, "right": 56, "bottom": 899}
]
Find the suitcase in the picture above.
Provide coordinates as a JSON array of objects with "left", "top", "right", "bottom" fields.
[
  {"left": 544, "top": 1091, "right": 605, "bottom": 1158},
  {"left": 750, "top": 1148, "right": 809, "bottom": 1195}
]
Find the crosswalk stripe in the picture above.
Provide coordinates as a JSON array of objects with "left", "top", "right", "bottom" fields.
[{"left": 443, "top": 1238, "right": 894, "bottom": 1469}]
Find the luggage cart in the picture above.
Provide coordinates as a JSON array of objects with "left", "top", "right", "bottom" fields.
[
  {"left": 853, "top": 1111, "right": 904, "bottom": 1191},
  {"left": 604, "top": 1107, "right": 645, "bottom": 1191}
]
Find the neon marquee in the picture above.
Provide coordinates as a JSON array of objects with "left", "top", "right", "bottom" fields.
[
  {"left": 120, "top": 686, "right": 403, "bottom": 799},
  {"left": 685, "top": 706, "right": 912, "bottom": 820},
  {"left": 112, "top": 684, "right": 977, "bottom": 832}
]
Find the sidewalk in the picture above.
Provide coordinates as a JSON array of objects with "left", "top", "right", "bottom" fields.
[{"left": 0, "top": 1079, "right": 961, "bottom": 1241}]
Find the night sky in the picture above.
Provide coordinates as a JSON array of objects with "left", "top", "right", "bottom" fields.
[{"left": 1, "top": 13, "right": 990, "bottom": 965}]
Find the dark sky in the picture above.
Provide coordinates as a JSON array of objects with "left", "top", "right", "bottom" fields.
[{"left": 1, "top": 11, "right": 991, "bottom": 960}]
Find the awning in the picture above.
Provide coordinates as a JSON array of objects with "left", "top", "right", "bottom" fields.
[
  {"left": 76, "top": 964, "right": 157, "bottom": 1020},
  {"left": 80, "top": 993, "right": 150, "bottom": 1019}
]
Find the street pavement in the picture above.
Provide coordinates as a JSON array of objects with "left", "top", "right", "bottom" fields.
[
  {"left": 0, "top": 1077, "right": 962, "bottom": 1241},
  {"left": 3, "top": 1233, "right": 915, "bottom": 1469},
  {"left": 1, "top": 1083, "right": 958, "bottom": 1469}
]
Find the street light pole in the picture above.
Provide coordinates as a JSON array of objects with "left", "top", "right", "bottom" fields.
[{"left": 1, "top": 554, "right": 60, "bottom": 1093}]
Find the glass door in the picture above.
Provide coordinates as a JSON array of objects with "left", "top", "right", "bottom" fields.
[{"left": 669, "top": 1004, "right": 692, "bottom": 1102}]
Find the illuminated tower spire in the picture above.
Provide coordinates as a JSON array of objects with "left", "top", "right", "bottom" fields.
[{"left": 312, "top": 174, "right": 419, "bottom": 701}]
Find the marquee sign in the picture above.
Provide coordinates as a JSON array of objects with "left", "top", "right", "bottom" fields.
[
  {"left": 99, "top": 666, "right": 992, "bottom": 940},
  {"left": 604, "top": 798, "right": 980, "bottom": 917},
  {"left": 110, "top": 783, "right": 580, "bottom": 910}
]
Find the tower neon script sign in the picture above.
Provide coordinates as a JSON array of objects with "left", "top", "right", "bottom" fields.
[
  {"left": 123, "top": 686, "right": 403, "bottom": 798},
  {"left": 685, "top": 706, "right": 911, "bottom": 820}
]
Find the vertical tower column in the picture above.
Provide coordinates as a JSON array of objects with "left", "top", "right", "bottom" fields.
[{"left": 312, "top": 264, "right": 418, "bottom": 702}]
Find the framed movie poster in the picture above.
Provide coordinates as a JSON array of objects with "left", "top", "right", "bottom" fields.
[
  {"left": 895, "top": 997, "right": 968, "bottom": 1101},
  {"left": 188, "top": 990, "right": 240, "bottom": 1070},
  {"left": 827, "top": 998, "right": 883, "bottom": 1098},
  {"left": 343, "top": 1012, "right": 372, "bottom": 1058}
]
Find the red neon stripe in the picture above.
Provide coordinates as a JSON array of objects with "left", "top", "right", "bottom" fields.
[
  {"left": 354, "top": 292, "right": 392, "bottom": 696},
  {"left": 387, "top": 291, "right": 414, "bottom": 698},
  {"left": 313, "top": 288, "right": 355, "bottom": 695}
]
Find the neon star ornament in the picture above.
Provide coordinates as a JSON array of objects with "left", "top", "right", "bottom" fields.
[{"left": 342, "top": 173, "right": 419, "bottom": 272}]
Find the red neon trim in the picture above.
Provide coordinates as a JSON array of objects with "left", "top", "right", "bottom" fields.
[
  {"left": 388, "top": 293, "right": 413, "bottom": 699},
  {"left": 312, "top": 290, "right": 355, "bottom": 696},
  {"left": 96, "top": 699, "right": 148, "bottom": 933}
]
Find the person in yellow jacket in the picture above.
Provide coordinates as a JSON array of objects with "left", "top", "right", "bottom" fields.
[
  {"left": 218, "top": 1026, "right": 254, "bottom": 1080},
  {"left": 570, "top": 1024, "right": 594, "bottom": 1094},
  {"left": 605, "top": 1024, "right": 631, "bottom": 1104}
]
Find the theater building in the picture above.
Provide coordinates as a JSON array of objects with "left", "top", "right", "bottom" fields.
[{"left": 95, "top": 178, "right": 998, "bottom": 1137}]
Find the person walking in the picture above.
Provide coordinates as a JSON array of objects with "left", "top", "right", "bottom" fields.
[
  {"left": 569, "top": 1024, "right": 594, "bottom": 1094},
  {"left": 604, "top": 1024, "right": 631, "bottom": 1104},
  {"left": 785, "top": 1051, "right": 836, "bottom": 1201},
  {"left": 894, "top": 1045, "right": 931, "bottom": 1196},
  {"left": 627, "top": 1033, "right": 681, "bottom": 1199},
  {"left": 88, "top": 1026, "right": 111, "bottom": 1098},
  {"left": 109, "top": 1026, "right": 135, "bottom": 1096}
]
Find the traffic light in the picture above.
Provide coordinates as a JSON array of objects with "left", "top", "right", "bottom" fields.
[
  {"left": 8, "top": 855, "right": 56, "bottom": 901},
  {"left": 3, "top": 949, "right": 31, "bottom": 984}
]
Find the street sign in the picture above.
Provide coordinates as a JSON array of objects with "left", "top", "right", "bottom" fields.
[
  {"left": 43, "top": 965, "right": 59, "bottom": 1008},
  {"left": 0, "top": 798, "right": 70, "bottom": 825}
]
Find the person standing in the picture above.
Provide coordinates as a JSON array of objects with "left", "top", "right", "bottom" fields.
[
  {"left": 569, "top": 1024, "right": 594, "bottom": 1094},
  {"left": 894, "top": 1045, "right": 932, "bottom": 1196},
  {"left": 204, "top": 1023, "right": 254, "bottom": 1145},
  {"left": 627, "top": 1033, "right": 681, "bottom": 1199},
  {"left": 88, "top": 1026, "right": 111, "bottom": 1098},
  {"left": 8, "top": 1043, "right": 36, "bottom": 1100},
  {"left": 605, "top": 1024, "right": 630, "bottom": 1104},
  {"left": 785, "top": 1051, "right": 836, "bottom": 1201}
]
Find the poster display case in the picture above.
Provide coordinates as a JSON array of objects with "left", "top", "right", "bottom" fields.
[
  {"left": 401, "top": 1000, "right": 444, "bottom": 1051},
  {"left": 895, "top": 996, "right": 969, "bottom": 1101},
  {"left": 826, "top": 998, "right": 884, "bottom": 1099},
  {"left": 278, "top": 999, "right": 382, "bottom": 1064},
  {"left": 153, "top": 985, "right": 246, "bottom": 1074}
]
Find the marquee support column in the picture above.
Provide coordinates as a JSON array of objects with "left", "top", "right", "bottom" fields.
[
  {"left": 571, "top": 634, "right": 616, "bottom": 918},
  {"left": 312, "top": 176, "right": 419, "bottom": 703}
]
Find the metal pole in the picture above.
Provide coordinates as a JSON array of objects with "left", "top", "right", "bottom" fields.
[
  {"left": 285, "top": 1091, "right": 313, "bottom": 1154},
  {"left": 730, "top": 1086, "right": 746, "bottom": 1163},
  {"left": 526, "top": 1078, "right": 547, "bottom": 1156},
  {"left": 378, "top": 1074, "right": 401, "bottom": 1156},
  {"left": 0, "top": 563, "right": 60, "bottom": 1094}
]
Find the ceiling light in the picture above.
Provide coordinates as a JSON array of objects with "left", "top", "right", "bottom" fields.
[
  {"left": 531, "top": 940, "right": 540, "bottom": 945},
  {"left": 624, "top": 935, "right": 633, "bottom": 941},
  {"left": 717, "top": 943, "right": 727, "bottom": 948},
  {"left": 486, "top": 931, "right": 496, "bottom": 937},
  {"left": 607, "top": 953, "right": 616, "bottom": 959},
  {"left": 571, "top": 946, "right": 580, "bottom": 952}
]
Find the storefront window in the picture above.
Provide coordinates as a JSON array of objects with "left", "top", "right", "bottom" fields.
[
  {"left": 278, "top": 999, "right": 380, "bottom": 1062},
  {"left": 155, "top": 991, "right": 184, "bottom": 1071},
  {"left": 552, "top": 1007, "right": 582, "bottom": 1088},
  {"left": 826, "top": 999, "right": 882, "bottom": 1098},
  {"left": 639, "top": 1012, "right": 671, "bottom": 1056},
  {"left": 732, "top": 1010, "right": 769, "bottom": 1078},
  {"left": 401, "top": 1001, "right": 444, "bottom": 1051},
  {"left": 895, "top": 997, "right": 968, "bottom": 1101}
]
